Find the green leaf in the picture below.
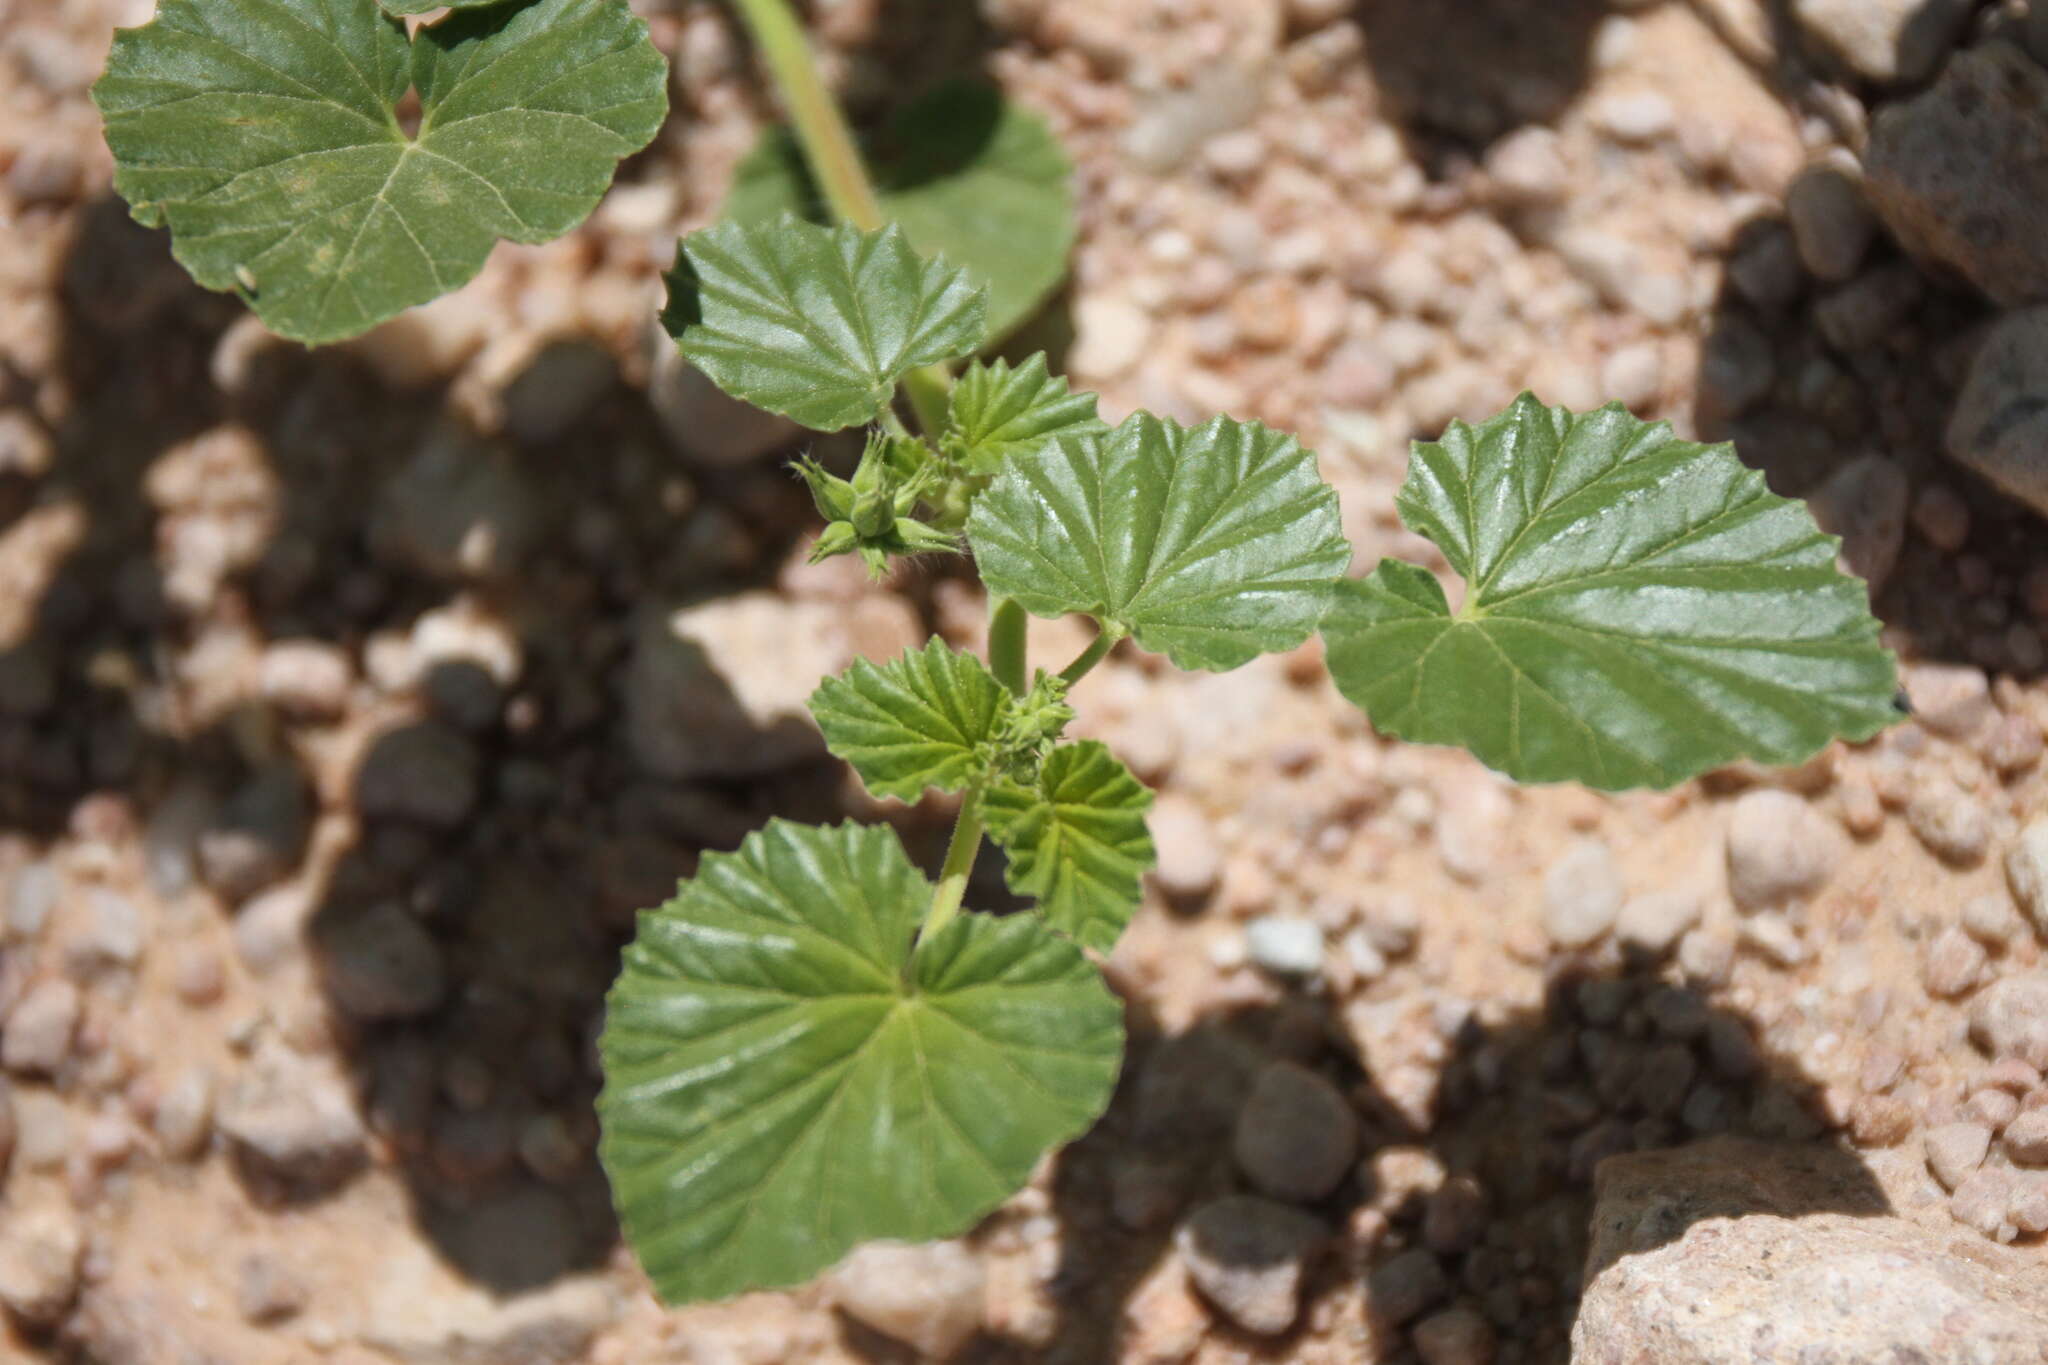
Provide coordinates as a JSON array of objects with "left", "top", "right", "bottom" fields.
[
  {"left": 727, "top": 80, "right": 1075, "bottom": 341},
  {"left": 808, "top": 639, "right": 1012, "bottom": 802},
  {"left": 946, "top": 354, "right": 1107, "bottom": 475},
  {"left": 966, "top": 413, "right": 1352, "bottom": 672},
  {"left": 985, "top": 742, "right": 1155, "bottom": 954},
  {"left": 1321, "top": 395, "right": 1899, "bottom": 791},
  {"left": 598, "top": 819, "right": 1123, "bottom": 1305},
  {"left": 662, "top": 218, "right": 986, "bottom": 431},
  {"left": 93, "top": 0, "right": 667, "bottom": 345}
]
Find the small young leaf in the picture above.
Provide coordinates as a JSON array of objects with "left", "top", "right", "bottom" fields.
[
  {"left": 94, "top": 0, "right": 666, "bottom": 344},
  {"left": 808, "top": 639, "right": 1012, "bottom": 802},
  {"left": 946, "top": 354, "right": 1107, "bottom": 475},
  {"left": 966, "top": 413, "right": 1352, "bottom": 672},
  {"left": 598, "top": 820, "right": 1123, "bottom": 1305},
  {"left": 728, "top": 80, "right": 1075, "bottom": 341},
  {"left": 1321, "top": 395, "right": 1899, "bottom": 790},
  {"left": 662, "top": 218, "right": 986, "bottom": 431},
  {"left": 985, "top": 741, "right": 1155, "bottom": 953}
]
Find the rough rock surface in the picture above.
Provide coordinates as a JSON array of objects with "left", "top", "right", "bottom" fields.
[
  {"left": 1865, "top": 43, "right": 2048, "bottom": 308},
  {"left": 1574, "top": 1139, "right": 2048, "bottom": 1363},
  {"left": 1950, "top": 308, "right": 2048, "bottom": 519}
]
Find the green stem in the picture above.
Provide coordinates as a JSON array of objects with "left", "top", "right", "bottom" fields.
[
  {"left": 922, "top": 783, "right": 985, "bottom": 950},
  {"left": 989, "top": 598, "right": 1028, "bottom": 695},
  {"left": 728, "top": 0, "right": 884, "bottom": 230},
  {"left": 727, "top": 0, "right": 953, "bottom": 437},
  {"left": 1058, "top": 628, "right": 1116, "bottom": 686}
]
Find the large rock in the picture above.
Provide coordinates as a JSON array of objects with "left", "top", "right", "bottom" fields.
[
  {"left": 1574, "top": 1139, "right": 2048, "bottom": 1363},
  {"left": 623, "top": 592, "right": 921, "bottom": 781},
  {"left": 1865, "top": 43, "right": 2048, "bottom": 308},
  {"left": 1949, "top": 308, "right": 2048, "bottom": 518}
]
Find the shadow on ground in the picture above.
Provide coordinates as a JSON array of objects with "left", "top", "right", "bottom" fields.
[
  {"left": 996, "top": 958, "right": 1887, "bottom": 1365},
  {"left": 6, "top": 195, "right": 898, "bottom": 1295},
  {"left": 1351, "top": 0, "right": 1611, "bottom": 171}
]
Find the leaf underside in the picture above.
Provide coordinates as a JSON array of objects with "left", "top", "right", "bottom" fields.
[
  {"left": 1321, "top": 394, "right": 1899, "bottom": 790},
  {"left": 663, "top": 217, "right": 987, "bottom": 431},
  {"left": 967, "top": 412, "right": 1352, "bottom": 672},
  {"left": 808, "top": 638, "right": 1012, "bottom": 803},
  {"left": 947, "top": 355, "right": 1107, "bottom": 475},
  {"left": 598, "top": 820, "right": 1123, "bottom": 1306},
  {"left": 726, "top": 79, "right": 1075, "bottom": 342},
  {"left": 985, "top": 741, "right": 1156, "bottom": 953},
  {"left": 94, "top": 0, "right": 667, "bottom": 344}
]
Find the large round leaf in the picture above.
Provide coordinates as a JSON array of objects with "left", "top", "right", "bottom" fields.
[
  {"left": 93, "top": 0, "right": 667, "bottom": 344},
  {"left": 1322, "top": 395, "right": 1899, "bottom": 790},
  {"left": 661, "top": 218, "right": 987, "bottom": 431},
  {"left": 966, "top": 413, "right": 1352, "bottom": 672},
  {"left": 726, "top": 80, "right": 1075, "bottom": 342},
  {"left": 598, "top": 819, "right": 1123, "bottom": 1305}
]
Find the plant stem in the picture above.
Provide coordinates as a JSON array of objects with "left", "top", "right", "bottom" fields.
[
  {"left": 726, "top": 0, "right": 953, "bottom": 436},
  {"left": 989, "top": 598, "right": 1028, "bottom": 695},
  {"left": 1058, "top": 628, "right": 1116, "bottom": 686},
  {"left": 727, "top": 0, "right": 883, "bottom": 229},
  {"left": 922, "top": 783, "right": 985, "bottom": 951}
]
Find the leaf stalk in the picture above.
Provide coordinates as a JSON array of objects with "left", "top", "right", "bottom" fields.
[
  {"left": 1058, "top": 628, "right": 1116, "bottom": 686},
  {"left": 989, "top": 598, "right": 1028, "bottom": 695},
  {"left": 921, "top": 782, "right": 985, "bottom": 953},
  {"left": 727, "top": 0, "right": 953, "bottom": 435}
]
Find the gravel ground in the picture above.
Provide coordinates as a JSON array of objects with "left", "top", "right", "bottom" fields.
[{"left": 5, "top": 0, "right": 2048, "bottom": 1362}]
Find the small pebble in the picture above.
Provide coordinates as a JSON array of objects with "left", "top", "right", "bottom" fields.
[
  {"left": 1726, "top": 789, "right": 1840, "bottom": 910},
  {"left": 1149, "top": 796, "right": 1221, "bottom": 901},
  {"left": 1962, "top": 893, "right": 2026, "bottom": 947},
  {"left": 236, "top": 1252, "right": 309, "bottom": 1324},
  {"left": 1850, "top": 1093, "right": 1914, "bottom": 1147},
  {"left": 1905, "top": 785, "right": 1990, "bottom": 865},
  {"left": 1925, "top": 1121, "right": 1991, "bottom": 1190},
  {"left": 2010, "top": 1173, "right": 2048, "bottom": 1234},
  {"left": 2004, "top": 1109, "right": 2048, "bottom": 1165},
  {"left": 1923, "top": 927, "right": 1989, "bottom": 999},
  {"left": 1616, "top": 891, "right": 1700, "bottom": 958},
  {"left": 1785, "top": 162, "right": 1876, "bottom": 283},
  {"left": 1740, "top": 913, "right": 1808, "bottom": 967},
  {"left": 2, "top": 980, "right": 79, "bottom": 1076},
  {"left": 1910, "top": 484, "right": 1971, "bottom": 553},
  {"left": 1234, "top": 1061, "right": 1358, "bottom": 1202},
  {"left": 154, "top": 1066, "right": 215, "bottom": 1160},
  {"left": 1178, "top": 1197, "right": 1327, "bottom": 1336},
  {"left": 1542, "top": 838, "right": 1623, "bottom": 949},
  {"left": 1367, "top": 1247, "right": 1450, "bottom": 1327},
  {"left": 1412, "top": 1302, "right": 1499, "bottom": 1365},
  {"left": 1243, "top": 916, "right": 1325, "bottom": 977},
  {"left": 0, "top": 1205, "right": 83, "bottom": 1325},
  {"left": 1950, "top": 1166, "right": 2012, "bottom": 1237}
]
